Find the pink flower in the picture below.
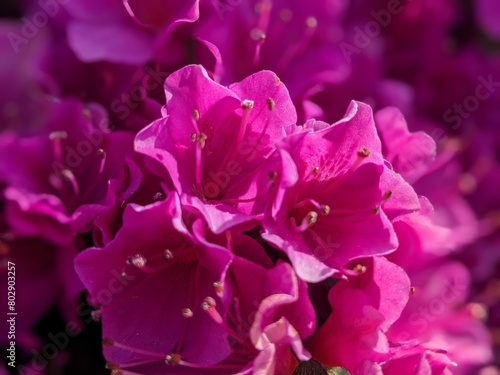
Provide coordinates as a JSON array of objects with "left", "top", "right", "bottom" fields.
[
  {"left": 136, "top": 65, "right": 297, "bottom": 233},
  {"left": 64, "top": 0, "right": 200, "bottom": 64},
  {"left": 307, "top": 257, "right": 411, "bottom": 371},
  {"left": 75, "top": 192, "right": 316, "bottom": 374},
  {"left": 0, "top": 99, "right": 134, "bottom": 244},
  {"left": 386, "top": 261, "right": 493, "bottom": 373},
  {"left": 263, "top": 101, "right": 419, "bottom": 282}
]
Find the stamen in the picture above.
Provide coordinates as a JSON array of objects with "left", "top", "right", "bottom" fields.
[
  {"left": 197, "top": 133, "right": 207, "bottom": 149},
  {"left": 97, "top": 148, "right": 105, "bottom": 158},
  {"left": 49, "top": 131, "right": 67, "bottom": 164},
  {"left": 61, "top": 169, "right": 80, "bottom": 196},
  {"left": 296, "top": 211, "right": 319, "bottom": 232},
  {"left": 213, "top": 281, "right": 224, "bottom": 293},
  {"left": 320, "top": 205, "right": 330, "bottom": 215},
  {"left": 372, "top": 205, "right": 380, "bottom": 214},
  {"left": 306, "top": 16, "right": 317, "bottom": 28},
  {"left": 181, "top": 308, "right": 193, "bottom": 318},
  {"left": 410, "top": 286, "right": 416, "bottom": 295},
  {"left": 192, "top": 109, "right": 200, "bottom": 121},
  {"left": 266, "top": 97, "right": 275, "bottom": 111},
  {"left": 201, "top": 296, "right": 217, "bottom": 311},
  {"left": 81, "top": 148, "right": 108, "bottom": 202},
  {"left": 251, "top": 28, "right": 266, "bottom": 64},
  {"left": 130, "top": 254, "right": 147, "bottom": 268},
  {"left": 153, "top": 192, "right": 164, "bottom": 201},
  {"left": 49, "top": 131, "right": 68, "bottom": 140},
  {"left": 357, "top": 147, "right": 371, "bottom": 157},
  {"left": 241, "top": 99, "right": 254, "bottom": 110},
  {"left": 306, "top": 211, "right": 318, "bottom": 225},
  {"left": 106, "top": 362, "right": 120, "bottom": 370},
  {"left": 383, "top": 190, "right": 392, "bottom": 200},
  {"left": 164, "top": 249, "right": 173, "bottom": 260},
  {"left": 353, "top": 264, "right": 367, "bottom": 274},
  {"left": 237, "top": 100, "right": 254, "bottom": 145},
  {"left": 103, "top": 338, "right": 164, "bottom": 359},
  {"left": 165, "top": 353, "right": 182, "bottom": 365},
  {"left": 201, "top": 297, "right": 247, "bottom": 345},
  {"left": 190, "top": 133, "right": 197, "bottom": 142}
]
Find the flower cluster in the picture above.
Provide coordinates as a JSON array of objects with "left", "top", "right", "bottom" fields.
[{"left": 1, "top": 1, "right": 499, "bottom": 374}]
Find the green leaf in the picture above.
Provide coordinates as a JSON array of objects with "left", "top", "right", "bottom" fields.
[{"left": 326, "top": 367, "right": 351, "bottom": 375}]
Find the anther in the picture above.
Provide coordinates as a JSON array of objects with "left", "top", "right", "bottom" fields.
[
  {"left": 120, "top": 272, "right": 127, "bottom": 279},
  {"left": 181, "top": 308, "right": 193, "bottom": 318},
  {"left": 241, "top": 99, "right": 254, "bottom": 110},
  {"left": 110, "top": 370, "right": 123, "bottom": 375},
  {"left": 312, "top": 166, "right": 320, "bottom": 175},
  {"left": 357, "top": 147, "right": 370, "bottom": 157},
  {"left": 165, "top": 353, "right": 182, "bottom": 365},
  {"left": 164, "top": 249, "right": 173, "bottom": 260},
  {"left": 97, "top": 149, "right": 105, "bottom": 158},
  {"left": 49, "top": 131, "right": 67, "bottom": 140},
  {"left": 213, "top": 281, "right": 223, "bottom": 293},
  {"left": 266, "top": 97, "right": 275, "bottom": 111},
  {"left": 306, "top": 16, "right": 317, "bottom": 28},
  {"left": 192, "top": 109, "right": 200, "bottom": 121},
  {"left": 250, "top": 28, "right": 266, "bottom": 42},
  {"left": 190, "top": 133, "right": 197, "bottom": 142},
  {"left": 372, "top": 205, "right": 380, "bottom": 214},
  {"left": 153, "top": 192, "right": 164, "bottom": 201},
  {"left": 305, "top": 211, "right": 318, "bottom": 226},
  {"left": 131, "top": 254, "right": 147, "bottom": 268},
  {"left": 354, "top": 264, "right": 367, "bottom": 274},
  {"left": 198, "top": 133, "right": 207, "bottom": 149},
  {"left": 201, "top": 296, "right": 217, "bottom": 311},
  {"left": 383, "top": 190, "right": 392, "bottom": 200},
  {"left": 410, "top": 286, "right": 416, "bottom": 295},
  {"left": 320, "top": 205, "right": 330, "bottom": 215},
  {"left": 106, "top": 362, "right": 120, "bottom": 370}
]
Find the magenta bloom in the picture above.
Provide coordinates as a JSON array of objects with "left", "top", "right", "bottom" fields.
[
  {"left": 75, "top": 192, "right": 315, "bottom": 374},
  {"left": 64, "top": 0, "right": 200, "bottom": 64},
  {"left": 0, "top": 99, "right": 134, "bottom": 244},
  {"left": 136, "top": 65, "right": 297, "bottom": 233},
  {"left": 386, "top": 261, "right": 493, "bottom": 373},
  {"left": 263, "top": 101, "right": 419, "bottom": 282},
  {"left": 307, "top": 257, "right": 411, "bottom": 371}
]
